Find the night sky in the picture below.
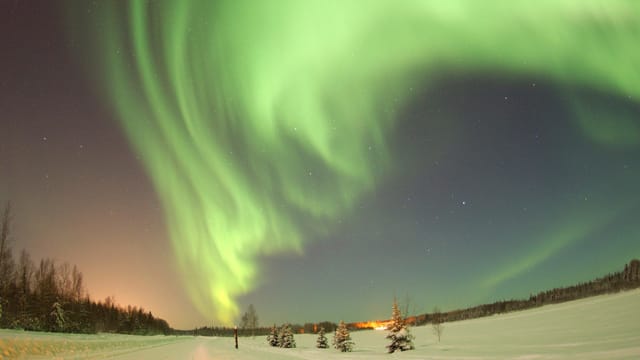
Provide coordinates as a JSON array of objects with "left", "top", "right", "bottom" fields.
[{"left": 1, "top": 1, "right": 639, "bottom": 329}]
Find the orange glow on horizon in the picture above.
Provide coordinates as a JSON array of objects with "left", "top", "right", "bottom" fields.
[{"left": 351, "top": 320, "right": 392, "bottom": 330}]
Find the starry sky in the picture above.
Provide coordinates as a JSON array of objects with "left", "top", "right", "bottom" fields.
[{"left": 1, "top": 1, "right": 639, "bottom": 329}]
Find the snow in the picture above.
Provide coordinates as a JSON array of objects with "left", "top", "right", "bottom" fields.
[{"left": 1, "top": 289, "right": 639, "bottom": 359}]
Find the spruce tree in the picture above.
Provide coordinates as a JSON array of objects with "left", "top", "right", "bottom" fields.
[
  {"left": 50, "top": 301, "right": 65, "bottom": 332},
  {"left": 278, "top": 323, "right": 296, "bottom": 348},
  {"left": 386, "top": 298, "right": 414, "bottom": 353},
  {"left": 332, "top": 320, "right": 354, "bottom": 352},
  {"left": 316, "top": 326, "right": 329, "bottom": 349},
  {"left": 267, "top": 324, "right": 279, "bottom": 347}
]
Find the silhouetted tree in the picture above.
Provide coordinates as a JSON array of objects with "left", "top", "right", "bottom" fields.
[
  {"left": 400, "top": 293, "right": 421, "bottom": 327},
  {"left": 0, "top": 202, "right": 15, "bottom": 326},
  {"left": 240, "top": 304, "right": 258, "bottom": 337},
  {"left": 318, "top": 321, "right": 337, "bottom": 333},
  {"left": 0, "top": 203, "right": 171, "bottom": 335},
  {"left": 16, "top": 250, "right": 34, "bottom": 326}
]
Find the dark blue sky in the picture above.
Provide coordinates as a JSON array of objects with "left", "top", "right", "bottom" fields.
[
  {"left": 1, "top": 1, "right": 639, "bottom": 329},
  {"left": 245, "top": 75, "right": 640, "bottom": 324}
]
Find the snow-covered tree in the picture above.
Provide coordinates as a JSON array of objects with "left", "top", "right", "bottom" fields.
[
  {"left": 386, "top": 298, "right": 414, "bottom": 353},
  {"left": 267, "top": 324, "right": 279, "bottom": 347},
  {"left": 332, "top": 320, "right": 354, "bottom": 352},
  {"left": 278, "top": 323, "right": 296, "bottom": 348},
  {"left": 316, "top": 326, "right": 329, "bottom": 349},
  {"left": 50, "top": 301, "right": 65, "bottom": 331}
]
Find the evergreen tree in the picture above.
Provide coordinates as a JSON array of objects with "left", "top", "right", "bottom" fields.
[
  {"left": 50, "top": 301, "right": 65, "bottom": 332},
  {"left": 386, "top": 298, "right": 414, "bottom": 353},
  {"left": 267, "top": 324, "right": 279, "bottom": 347},
  {"left": 278, "top": 323, "right": 296, "bottom": 348},
  {"left": 316, "top": 326, "right": 329, "bottom": 349},
  {"left": 332, "top": 320, "right": 354, "bottom": 352},
  {"left": 0, "top": 204, "right": 172, "bottom": 335}
]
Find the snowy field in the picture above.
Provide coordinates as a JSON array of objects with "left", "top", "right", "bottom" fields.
[{"left": 1, "top": 289, "right": 639, "bottom": 359}]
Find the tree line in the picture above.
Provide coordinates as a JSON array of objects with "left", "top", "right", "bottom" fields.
[
  {"left": 188, "top": 259, "right": 640, "bottom": 338},
  {"left": 410, "top": 259, "right": 640, "bottom": 326},
  {"left": 181, "top": 321, "right": 339, "bottom": 337},
  {"left": 184, "top": 259, "right": 640, "bottom": 339},
  {"left": 0, "top": 203, "right": 170, "bottom": 335}
]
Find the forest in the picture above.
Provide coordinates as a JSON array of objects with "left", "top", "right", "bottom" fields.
[{"left": 0, "top": 204, "right": 170, "bottom": 335}]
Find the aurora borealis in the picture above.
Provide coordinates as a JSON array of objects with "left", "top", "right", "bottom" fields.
[{"left": 1, "top": 1, "right": 639, "bottom": 328}]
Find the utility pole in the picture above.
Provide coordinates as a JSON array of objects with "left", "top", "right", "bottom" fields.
[{"left": 234, "top": 325, "right": 238, "bottom": 349}]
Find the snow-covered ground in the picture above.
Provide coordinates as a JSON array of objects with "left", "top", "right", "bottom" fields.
[{"left": 1, "top": 289, "right": 639, "bottom": 359}]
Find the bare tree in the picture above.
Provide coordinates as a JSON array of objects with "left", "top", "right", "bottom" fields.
[
  {"left": 432, "top": 306, "right": 444, "bottom": 342},
  {"left": 17, "top": 250, "right": 34, "bottom": 322},
  {"left": 57, "top": 262, "right": 72, "bottom": 301},
  {"left": 0, "top": 202, "right": 14, "bottom": 293},
  {"left": 17, "top": 250, "right": 34, "bottom": 293},
  {"left": 400, "top": 293, "right": 422, "bottom": 326},
  {"left": 0, "top": 202, "right": 15, "bottom": 320},
  {"left": 0, "top": 202, "right": 10, "bottom": 258},
  {"left": 35, "top": 258, "right": 57, "bottom": 317},
  {"left": 71, "top": 265, "right": 84, "bottom": 302},
  {"left": 240, "top": 304, "right": 258, "bottom": 337}
]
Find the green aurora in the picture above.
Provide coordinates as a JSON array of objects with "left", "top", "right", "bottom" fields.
[{"left": 69, "top": 1, "right": 640, "bottom": 324}]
